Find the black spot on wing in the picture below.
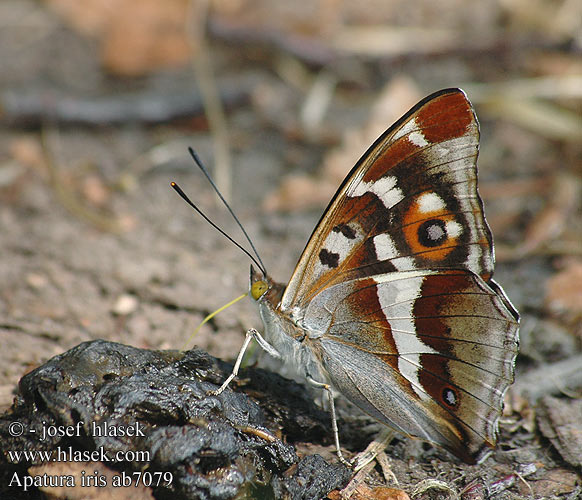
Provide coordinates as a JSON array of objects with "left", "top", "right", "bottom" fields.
[
  {"left": 319, "top": 248, "right": 340, "bottom": 268},
  {"left": 332, "top": 223, "right": 357, "bottom": 240}
]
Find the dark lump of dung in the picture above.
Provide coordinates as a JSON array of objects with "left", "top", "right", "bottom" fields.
[{"left": 0, "top": 340, "right": 350, "bottom": 500}]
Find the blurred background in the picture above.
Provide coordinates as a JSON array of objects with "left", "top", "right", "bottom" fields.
[{"left": 0, "top": 0, "right": 581, "bottom": 492}]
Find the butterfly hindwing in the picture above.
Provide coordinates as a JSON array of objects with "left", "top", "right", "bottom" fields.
[{"left": 302, "top": 269, "right": 518, "bottom": 462}]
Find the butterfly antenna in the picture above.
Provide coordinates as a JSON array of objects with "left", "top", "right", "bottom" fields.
[
  {"left": 170, "top": 181, "right": 267, "bottom": 276},
  {"left": 187, "top": 147, "right": 268, "bottom": 275}
]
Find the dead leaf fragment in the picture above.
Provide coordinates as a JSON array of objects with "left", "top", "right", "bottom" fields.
[
  {"left": 537, "top": 396, "right": 582, "bottom": 469},
  {"left": 517, "top": 174, "right": 580, "bottom": 257},
  {"left": 527, "top": 468, "right": 580, "bottom": 497},
  {"left": 263, "top": 175, "right": 336, "bottom": 212},
  {"left": 328, "top": 486, "right": 410, "bottom": 500},
  {"left": 45, "top": 0, "right": 191, "bottom": 75}
]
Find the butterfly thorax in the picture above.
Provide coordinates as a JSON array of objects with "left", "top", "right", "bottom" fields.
[{"left": 249, "top": 266, "right": 326, "bottom": 383}]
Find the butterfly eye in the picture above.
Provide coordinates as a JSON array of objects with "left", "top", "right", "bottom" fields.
[{"left": 250, "top": 280, "right": 269, "bottom": 300}]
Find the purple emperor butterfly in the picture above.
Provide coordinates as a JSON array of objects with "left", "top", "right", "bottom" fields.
[{"left": 182, "top": 88, "right": 520, "bottom": 465}]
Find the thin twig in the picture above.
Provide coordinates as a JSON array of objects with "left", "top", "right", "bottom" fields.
[
  {"left": 186, "top": 0, "right": 232, "bottom": 202},
  {"left": 1, "top": 84, "right": 251, "bottom": 127}
]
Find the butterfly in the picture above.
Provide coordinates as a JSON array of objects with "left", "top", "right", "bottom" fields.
[{"left": 189, "top": 88, "right": 520, "bottom": 465}]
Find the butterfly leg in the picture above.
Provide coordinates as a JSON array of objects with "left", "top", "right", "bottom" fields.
[
  {"left": 211, "top": 328, "right": 281, "bottom": 395},
  {"left": 306, "top": 375, "right": 352, "bottom": 468}
]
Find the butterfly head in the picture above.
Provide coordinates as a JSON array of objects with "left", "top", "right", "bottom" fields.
[{"left": 249, "top": 265, "right": 284, "bottom": 307}]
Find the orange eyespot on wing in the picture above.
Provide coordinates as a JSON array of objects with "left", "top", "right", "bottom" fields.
[{"left": 402, "top": 192, "right": 463, "bottom": 262}]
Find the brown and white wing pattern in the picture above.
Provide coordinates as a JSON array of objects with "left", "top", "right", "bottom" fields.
[
  {"left": 302, "top": 269, "right": 518, "bottom": 463},
  {"left": 272, "top": 88, "right": 519, "bottom": 463},
  {"left": 281, "top": 89, "right": 491, "bottom": 313}
]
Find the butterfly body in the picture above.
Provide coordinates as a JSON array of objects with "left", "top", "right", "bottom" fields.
[
  {"left": 251, "top": 269, "right": 326, "bottom": 384},
  {"left": 246, "top": 88, "right": 519, "bottom": 464}
]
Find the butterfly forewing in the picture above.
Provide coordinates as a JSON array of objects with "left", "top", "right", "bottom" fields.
[{"left": 281, "top": 89, "right": 492, "bottom": 312}]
